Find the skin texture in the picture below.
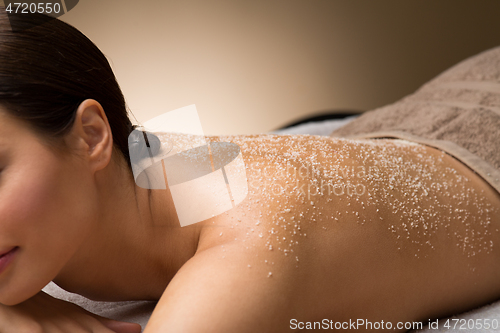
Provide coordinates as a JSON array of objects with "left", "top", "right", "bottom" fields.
[
  {"left": 145, "top": 134, "right": 500, "bottom": 332},
  {"left": 0, "top": 99, "right": 499, "bottom": 332}
]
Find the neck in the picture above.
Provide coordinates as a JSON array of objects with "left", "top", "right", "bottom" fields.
[{"left": 53, "top": 157, "right": 203, "bottom": 301}]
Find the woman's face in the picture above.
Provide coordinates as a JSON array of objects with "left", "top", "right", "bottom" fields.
[{"left": 0, "top": 109, "right": 98, "bottom": 305}]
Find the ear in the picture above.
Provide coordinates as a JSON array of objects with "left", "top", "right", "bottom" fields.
[{"left": 68, "top": 99, "right": 113, "bottom": 172}]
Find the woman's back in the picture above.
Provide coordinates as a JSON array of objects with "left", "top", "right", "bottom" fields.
[{"left": 144, "top": 134, "right": 500, "bottom": 332}]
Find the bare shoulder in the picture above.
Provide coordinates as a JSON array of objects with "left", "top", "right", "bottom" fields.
[{"left": 143, "top": 242, "right": 298, "bottom": 333}]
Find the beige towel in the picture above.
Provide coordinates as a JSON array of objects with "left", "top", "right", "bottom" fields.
[{"left": 330, "top": 46, "right": 500, "bottom": 194}]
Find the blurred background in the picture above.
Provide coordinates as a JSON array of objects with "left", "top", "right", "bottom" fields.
[{"left": 5, "top": 0, "right": 500, "bottom": 134}]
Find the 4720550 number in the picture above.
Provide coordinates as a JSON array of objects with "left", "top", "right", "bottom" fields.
[
  {"left": 444, "top": 318, "right": 499, "bottom": 330},
  {"left": 5, "top": 2, "right": 62, "bottom": 15}
]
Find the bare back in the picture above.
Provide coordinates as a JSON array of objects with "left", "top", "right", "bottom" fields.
[{"left": 145, "top": 134, "right": 500, "bottom": 333}]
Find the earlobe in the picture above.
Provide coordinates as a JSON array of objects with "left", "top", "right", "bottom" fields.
[{"left": 72, "top": 99, "right": 113, "bottom": 171}]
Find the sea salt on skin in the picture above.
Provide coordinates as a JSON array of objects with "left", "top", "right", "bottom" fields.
[
  {"left": 152, "top": 133, "right": 500, "bottom": 332},
  {"left": 202, "top": 134, "right": 497, "bottom": 259}
]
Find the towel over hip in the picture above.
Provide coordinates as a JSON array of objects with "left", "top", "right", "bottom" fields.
[{"left": 330, "top": 46, "right": 500, "bottom": 195}]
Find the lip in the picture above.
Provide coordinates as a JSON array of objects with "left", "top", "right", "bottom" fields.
[
  {"left": 0, "top": 247, "right": 16, "bottom": 257},
  {"left": 0, "top": 246, "right": 18, "bottom": 275}
]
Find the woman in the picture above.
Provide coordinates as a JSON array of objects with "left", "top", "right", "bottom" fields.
[{"left": 0, "top": 11, "right": 499, "bottom": 333}]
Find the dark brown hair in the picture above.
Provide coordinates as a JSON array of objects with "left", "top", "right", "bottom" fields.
[{"left": 0, "top": 10, "right": 154, "bottom": 171}]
